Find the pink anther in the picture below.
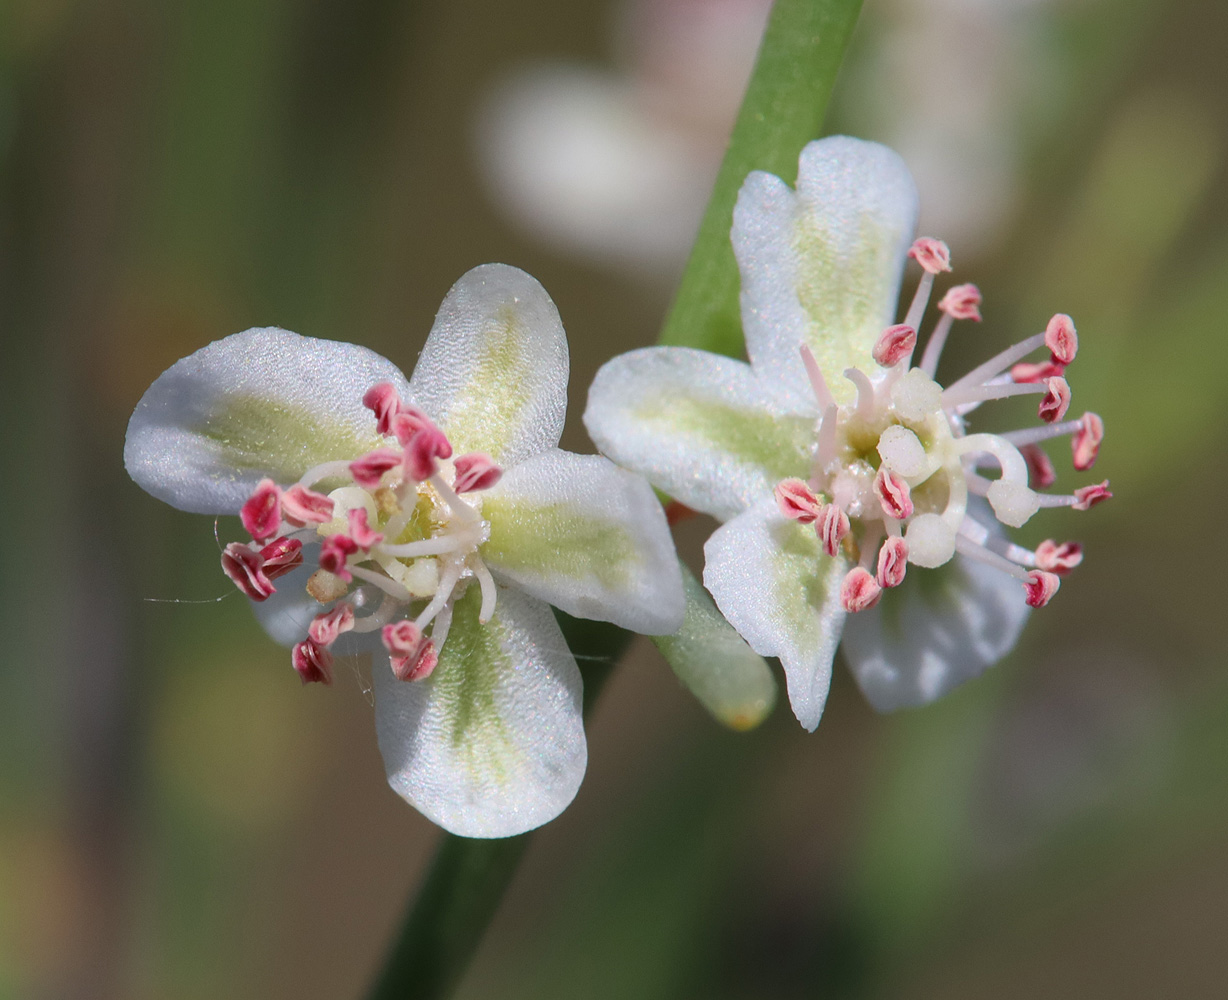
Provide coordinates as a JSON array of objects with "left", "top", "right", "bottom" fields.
[
  {"left": 453, "top": 452, "right": 504, "bottom": 493},
  {"left": 280, "top": 484, "right": 334, "bottom": 526},
  {"left": 240, "top": 479, "right": 283, "bottom": 541},
  {"left": 1038, "top": 376, "right": 1071, "bottom": 423},
  {"left": 221, "top": 542, "right": 275, "bottom": 601},
  {"left": 908, "top": 237, "right": 952, "bottom": 274},
  {"left": 1035, "top": 540, "right": 1084, "bottom": 575},
  {"left": 382, "top": 620, "right": 438, "bottom": 682},
  {"left": 841, "top": 567, "right": 882, "bottom": 613},
  {"left": 350, "top": 448, "right": 404, "bottom": 489},
  {"left": 1023, "top": 569, "right": 1060, "bottom": 608},
  {"left": 876, "top": 536, "right": 909, "bottom": 589},
  {"left": 774, "top": 478, "right": 822, "bottom": 524},
  {"left": 1021, "top": 444, "right": 1057, "bottom": 490},
  {"left": 875, "top": 467, "right": 914, "bottom": 520},
  {"left": 1071, "top": 412, "right": 1104, "bottom": 471},
  {"left": 259, "top": 536, "right": 303, "bottom": 580},
  {"left": 348, "top": 508, "right": 384, "bottom": 550},
  {"left": 1073, "top": 480, "right": 1112, "bottom": 511},
  {"left": 818, "top": 504, "right": 851, "bottom": 558},
  {"left": 319, "top": 533, "right": 359, "bottom": 581},
  {"left": 1010, "top": 359, "right": 1065, "bottom": 384},
  {"left": 382, "top": 620, "right": 425, "bottom": 656},
  {"left": 292, "top": 639, "right": 334, "bottom": 685},
  {"left": 872, "top": 324, "right": 917, "bottom": 367},
  {"left": 938, "top": 283, "right": 982, "bottom": 321},
  {"left": 390, "top": 406, "right": 433, "bottom": 446},
  {"left": 391, "top": 641, "right": 438, "bottom": 682},
  {"left": 308, "top": 602, "right": 355, "bottom": 647},
  {"left": 1044, "top": 314, "right": 1078, "bottom": 365},
  {"left": 405, "top": 426, "right": 453, "bottom": 482},
  {"left": 363, "top": 382, "right": 403, "bottom": 437}
]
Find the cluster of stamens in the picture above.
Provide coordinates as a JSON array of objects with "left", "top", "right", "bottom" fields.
[
  {"left": 774, "top": 237, "right": 1110, "bottom": 615},
  {"left": 220, "top": 384, "right": 503, "bottom": 685}
]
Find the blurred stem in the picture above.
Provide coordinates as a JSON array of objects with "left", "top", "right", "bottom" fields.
[
  {"left": 658, "top": 0, "right": 863, "bottom": 358},
  {"left": 365, "top": 615, "right": 629, "bottom": 1000}
]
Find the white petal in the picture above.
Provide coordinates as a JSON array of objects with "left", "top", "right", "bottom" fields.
[
  {"left": 703, "top": 499, "right": 849, "bottom": 731},
  {"left": 480, "top": 449, "right": 684, "bottom": 635},
  {"left": 125, "top": 327, "right": 405, "bottom": 514},
  {"left": 373, "top": 586, "right": 586, "bottom": 838},
  {"left": 409, "top": 264, "right": 568, "bottom": 466},
  {"left": 733, "top": 136, "right": 919, "bottom": 407},
  {"left": 841, "top": 554, "right": 1030, "bottom": 712},
  {"left": 652, "top": 563, "right": 777, "bottom": 731},
  {"left": 584, "top": 346, "right": 814, "bottom": 522}
]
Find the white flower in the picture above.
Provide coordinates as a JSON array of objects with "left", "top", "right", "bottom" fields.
[
  {"left": 126, "top": 263, "right": 685, "bottom": 837},
  {"left": 584, "top": 137, "right": 1109, "bottom": 731}
]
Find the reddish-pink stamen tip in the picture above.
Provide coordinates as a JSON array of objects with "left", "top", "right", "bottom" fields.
[
  {"left": 938, "top": 283, "right": 982, "bottom": 321},
  {"left": 382, "top": 621, "right": 437, "bottom": 681},
  {"left": 909, "top": 237, "right": 952, "bottom": 274},
  {"left": 1073, "top": 480, "right": 1112, "bottom": 511},
  {"left": 818, "top": 504, "right": 851, "bottom": 558},
  {"left": 292, "top": 639, "right": 334, "bottom": 685},
  {"left": 775, "top": 478, "right": 822, "bottom": 524},
  {"left": 875, "top": 467, "right": 914, "bottom": 520},
  {"left": 1010, "top": 359, "right": 1066, "bottom": 384},
  {"left": 319, "top": 533, "right": 359, "bottom": 580},
  {"left": 405, "top": 426, "right": 453, "bottom": 482},
  {"left": 308, "top": 602, "right": 356, "bottom": 647},
  {"left": 1038, "top": 376, "right": 1071, "bottom": 423},
  {"left": 1023, "top": 569, "right": 1060, "bottom": 608},
  {"left": 391, "top": 642, "right": 438, "bottom": 682},
  {"left": 281, "top": 484, "right": 335, "bottom": 526},
  {"left": 841, "top": 567, "right": 882, "bottom": 613},
  {"left": 1035, "top": 539, "right": 1083, "bottom": 575},
  {"left": 1021, "top": 444, "right": 1057, "bottom": 490},
  {"left": 1072, "top": 412, "right": 1104, "bottom": 471},
  {"left": 350, "top": 448, "right": 403, "bottom": 489},
  {"left": 1045, "top": 314, "right": 1078, "bottom": 365},
  {"left": 259, "top": 536, "right": 303, "bottom": 580},
  {"left": 221, "top": 542, "right": 276, "bottom": 601},
  {"left": 453, "top": 452, "right": 503, "bottom": 493},
  {"left": 347, "top": 508, "right": 384, "bottom": 550},
  {"left": 872, "top": 324, "right": 917, "bottom": 367},
  {"left": 876, "top": 536, "right": 908, "bottom": 589},
  {"left": 390, "top": 406, "right": 433, "bottom": 446},
  {"left": 240, "top": 479, "right": 282, "bottom": 541},
  {"left": 363, "top": 382, "right": 403, "bottom": 437}
]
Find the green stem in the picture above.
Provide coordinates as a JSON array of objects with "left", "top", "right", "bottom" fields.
[{"left": 658, "top": 0, "right": 864, "bottom": 357}]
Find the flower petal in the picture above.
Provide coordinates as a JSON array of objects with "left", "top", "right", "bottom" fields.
[
  {"left": 480, "top": 448, "right": 684, "bottom": 635},
  {"left": 584, "top": 346, "right": 813, "bottom": 521},
  {"left": 409, "top": 263, "right": 568, "bottom": 466},
  {"left": 652, "top": 562, "right": 777, "bottom": 731},
  {"left": 733, "top": 136, "right": 918, "bottom": 406},
  {"left": 703, "top": 499, "right": 849, "bottom": 731},
  {"left": 841, "top": 555, "right": 1030, "bottom": 711},
  {"left": 125, "top": 327, "right": 405, "bottom": 514},
  {"left": 372, "top": 585, "right": 585, "bottom": 838}
]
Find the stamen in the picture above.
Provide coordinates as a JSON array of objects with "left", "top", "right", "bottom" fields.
[
  {"left": 1071, "top": 412, "right": 1104, "bottom": 471},
  {"left": 799, "top": 345, "right": 834, "bottom": 411},
  {"left": 1010, "top": 359, "right": 1066, "bottom": 384},
  {"left": 1035, "top": 540, "right": 1084, "bottom": 574},
  {"left": 308, "top": 602, "right": 356, "bottom": 646},
  {"left": 872, "top": 324, "right": 917, "bottom": 368},
  {"left": 1073, "top": 480, "right": 1112, "bottom": 510},
  {"left": 378, "top": 535, "right": 469, "bottom": 558},
  {"left": 241, "top": 479, "right": 282, "bottom": 541},
  {"left": 1038, "top": 376, "right": 1072, "bottom": 423},
  {"left": 292, "top": 639, "right": 334, "bottom": 685},
  {"left": 362, "top": 382, "right": 403, "bottom": 436},
  {"left": 319, "top": 534, "right": 359, "bottom": 580},
  {"left": 428, "top": 474, "right": 480, "bottom": 524},
  {"left": 840, "top": 567, "right": 882, "bottom": 613},
  {"left": 347, "top": 564, "right": 413, "bottom": 602},
  {"left": 818, "top": 504, "right": 850, "bottom": 558},
  {"left": 473, "top": 559, "right": 498, "bottom": 624},
  {"left": 908, "top": 237, "right": 952, "bottom": 274},
  {"left": 876, "top": 536, "right": 908, "bottom": 588},
  {"left": 281, "top": 484, "right": 334, "bottom": 526},
  {"left": 918, "top": 314, "right": 954, "bottom": 378},
  {"left": 453, "top": 453, "right": 504, "bottom": 494},
  {"left": 348, "top": 508, "right": 384, "bottom": 550},
  {"left": 942, "top": 377, "right": 1050, "bottom": 409},
  {"left": 775, "top": 478, "right": 823, "bottom": 523},
  {"left": 938, "top": 283, "right": 982, "bottom": 321},
  {"left": 952, "top": 533, "right": 1030, "bottom": 581},
  {"left": 259, "top": 536, "right": 303, "bottom": 580},
  {"left": 1023, "top": 570, "right": 1061, "bottom": 608},
  {"left": 350, "top": 448, "right": 403, "bottom": 490},
  {"left": 415, "top": 562, "right": 464, "bottom": 631},
  {"left": 1020, "top": 444, "right": 1057, "bottom": 490},
  {"left": 874, "top": 467, "right": 913, "bottom": 520},
  {"left": 944, "top": 331, "right": 1047, "bottom": 395},
  {"left": 405, "top": 426, "right": 453, "bottom": 482},
  {"left": 382, "top": 621, "right": 438, "bottom": 682},
  {"left": 391, "top": 407, "right": 433, "bottom": 446},
  {"left": 1044, "top": 314, "right": 1078, "bottom": 365},
  {"left": 221, "top": 542, "right": 275, "bottom": 601},
  {"left": 1001, "top": 419, "right": 1083, "bottom": 448},
  {"left": 297, "top": 460, "right": 353, "bottom": 489}
]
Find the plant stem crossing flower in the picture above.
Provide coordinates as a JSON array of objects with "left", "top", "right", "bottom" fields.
[
  {"left": 126, "top": 263, "right": 684, "bottom": 837},
  {"left": 584, "top": 137, "right": 1110, "bottom": 729}
]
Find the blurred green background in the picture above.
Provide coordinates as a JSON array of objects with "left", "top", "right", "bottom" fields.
[{"left": 2, "top": 0, "right": 1227, "bottom": 997}]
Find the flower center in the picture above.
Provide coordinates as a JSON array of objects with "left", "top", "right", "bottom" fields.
[{"left": 774, "top": 237, "right": 1110, "bottom": 616}]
